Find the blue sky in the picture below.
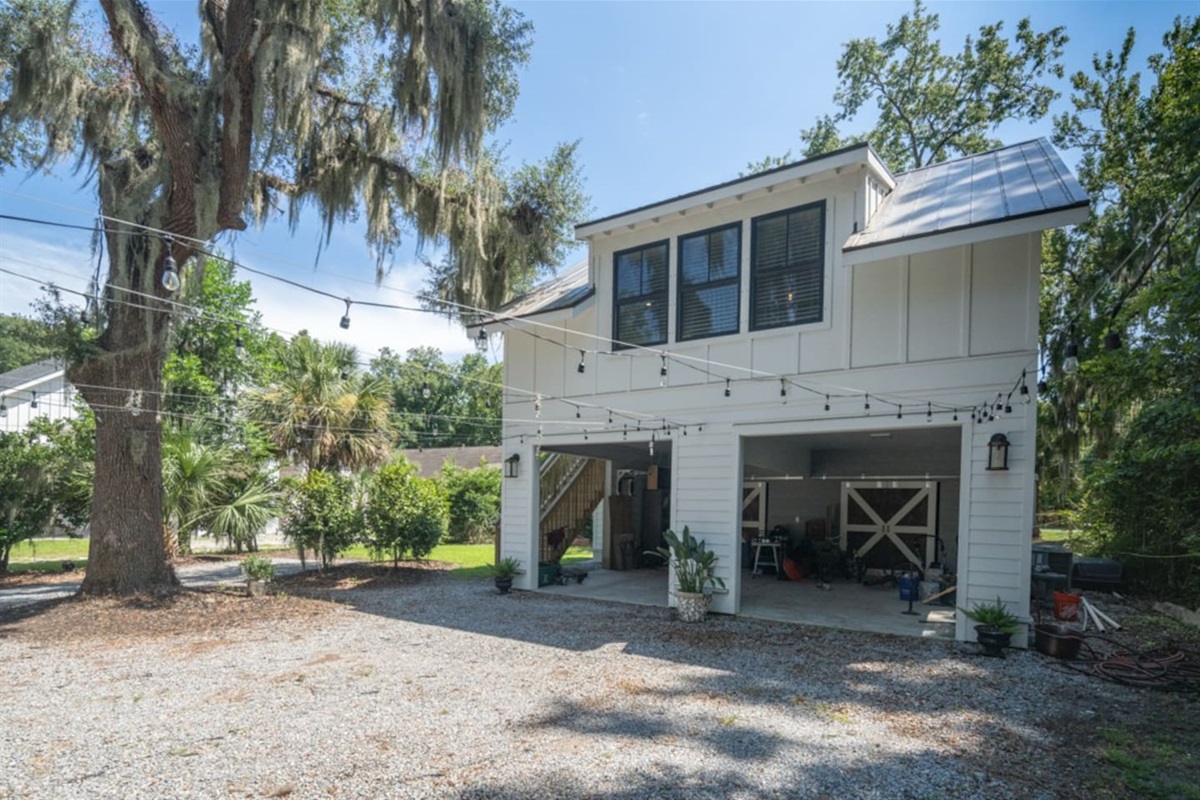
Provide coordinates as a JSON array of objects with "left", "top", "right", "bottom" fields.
[{"left": 0, "top": 1, "right": 1192, "bottom": 362}]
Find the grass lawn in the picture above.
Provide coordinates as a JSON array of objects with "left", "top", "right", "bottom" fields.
[
  {"left": 5, "top": 538, "right": 595, "bottom": 579},
  {"left": 341, "top": 542, "right": 595, "bottom": 578}
]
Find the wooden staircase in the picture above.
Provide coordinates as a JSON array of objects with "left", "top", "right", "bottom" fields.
[{"left": 539, "top": 453, "right": 606, "bottom": 563}]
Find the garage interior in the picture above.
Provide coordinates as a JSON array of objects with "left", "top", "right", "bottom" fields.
[
  {"left": 739, "top": 427, "right": 961, "bottom": 638},
  {"left": 538, "top": 427, "right": 962, "bottom": 639}
]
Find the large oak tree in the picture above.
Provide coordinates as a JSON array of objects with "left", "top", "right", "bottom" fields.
[{"left": 0, "top": 0, "right": 585, "bottom": 593}]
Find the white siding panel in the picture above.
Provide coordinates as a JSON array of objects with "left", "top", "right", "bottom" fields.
[
  {"left": 851, "top": 258, "right": 907, "bottom": 367},
  {"left": 670, "top": 345, "right": 708, "bottom": 387},
  {"left": 596, "top": 349, "right": 630, "bottom": 394},
  {"left": 907, "top": 246, "right": 966, "bottom": 362},
  {"left": 970, "top": 238, "right": 1030, "bottom": 355},
  {"left": 671, "top": 432, "right": 740, "bottom": 614}
]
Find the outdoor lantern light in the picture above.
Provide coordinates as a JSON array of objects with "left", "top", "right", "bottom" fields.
[
  {"left": 986, "top": 433, "right": 1011, "bottom": 471},
  {"left": 477, "top": 326, "right": 488, "bottom": 343},
  {"left": 504, "top": 453, "right": 520, "bottom": 479},
  {"left": 1063, "top": 342, "right": 1080, "bottom": 375}
]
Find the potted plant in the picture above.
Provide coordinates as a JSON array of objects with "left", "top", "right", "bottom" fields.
[
  {"left": 647, "top": 526, "right": 725, "bottom": 623},
  {"left": 241, "top": 555, "right": 276, "bottom": 597},
  {"left": 489, "top": 557, "right": 521, "bottom": 594},
  {"left": 960, "top": 596, "right": 1020, "bottom": 657}
]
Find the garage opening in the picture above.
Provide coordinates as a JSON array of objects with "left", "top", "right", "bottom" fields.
[
  {"left": 535, "top": 440, "right": 670, "bottom": 607},
  {"left": 740, "top": 427, "right": 961, "bottom": 638}
]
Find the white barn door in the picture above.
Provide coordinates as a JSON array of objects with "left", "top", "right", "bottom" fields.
[
  {"left": 840, "top": 481, "right": 938, "bottom": 569},
  {"left": 741, "top": 482, "right": 767, "bottom": 542}
]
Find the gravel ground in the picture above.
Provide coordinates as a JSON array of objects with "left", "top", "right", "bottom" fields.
[{"left": 0, "top": 571, "right": 1193, "bottom": 800}]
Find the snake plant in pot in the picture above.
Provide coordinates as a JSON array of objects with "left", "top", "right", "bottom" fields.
[
  {"left": 960, "top": 596, "right": 1020, "bottom": 657},
  {"left": 647, "top": 526, "right": 725, "bottom": 623}
]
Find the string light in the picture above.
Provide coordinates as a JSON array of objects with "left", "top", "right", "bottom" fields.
[
  {"left": 659, "top": 355, "right": 668, "bottom": 386},
  {"left": 235, "top": 326, "right": 246, "bottom": 358},
  {"left": 864, "top": 394, "right": 870, "bottom": 413},
  {"left": 780, "top": 378, "right": 787, "bottom": 402},
  {"left": 926, "top": 402, "right": 932, "bottom": 423},
  {"left": 160, "top": 235, "right": 180, "bottom": 293},
  {"left": 577, "top": 350, "right": 586, "bottom": 374},
  {"left": 477, "top": 326, "right": 488, "bottom": 343},
  {"left": 0, "top": 399, "right": 7, "bottom": 418},
  {"left": 649, "top": 431, "right": 655, "bottom": 457},
  {"left": 534, "top": 394, "right": 542, "bottom": 418},
  {"left": 896, "top": 404, "right": 902, "bottom": 420},
  {"left": 422, "top": 381, "right": 431, "bottom": 399},
  {"left": 1004, "top": 394, "right": 1013, "bottom": 415},
  {"left": 1063, "top": 341, "right": 1080, "bottom": 375},
  {"left": 824, "top": 395, "right": 830, "bottom": 412},
  {"left": 125, "top": 389, "right": 142, "bottom": 417},
  {"left": 1019, "top": 372, "right": 1030, "bottom": 404},
  {"left": 724, "top": 378, "right": 731, "bottom": 398},
  {"left": 30, "top": 390, "right": 38, "bottom": 409},
  {"left": 339, "top": 298, "right": 352, "bottom": 330}
]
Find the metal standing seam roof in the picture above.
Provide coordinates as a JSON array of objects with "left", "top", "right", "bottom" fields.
[
  {"left": 478, "top": 260, "right": 592, "bottom": 324},
  {"left": 0, "top": 359, "right": 64, "bottom": 393},
  {"left": 843, "top": 138, "right": 1089, "bottom": 252}
]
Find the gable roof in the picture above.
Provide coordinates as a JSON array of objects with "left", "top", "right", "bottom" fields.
[
  {"left": 400, "top": 446, "right": 502, "bottom": 475},
  {"left": 0, "top": 359, "right": 64, "bottom": 395},
  {"left": 843, "top": 138, "right": 1088, "bottom": 254}
]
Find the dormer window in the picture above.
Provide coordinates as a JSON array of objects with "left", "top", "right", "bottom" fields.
[
  {"left": 613, "top": 240, "right": 668, "bottom": 349},
  {"left": 751, "top": 200, "right": 826, "bottom": 331},
  {"left": 677, "top": 223, "right": 741, "bottom": 341}
]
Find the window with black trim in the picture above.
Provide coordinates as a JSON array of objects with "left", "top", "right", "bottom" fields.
[
  {"left": 613, "top": 241, "right": 668, "bottom": 348},
  {"left": 751, "top": 201, "right": 826, "bottom": 330},
  {"left": 677, "top": 223, "right": 741, "bottom": 341}
]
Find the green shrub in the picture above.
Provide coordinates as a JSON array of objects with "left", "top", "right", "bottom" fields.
[
  {"left": 280, "top": 470, "right": 360, "bottom": 569},
  {"left": 240, "top": 555, "right": 276, "bottom": 581},
  {"left": 365, "top": 459, "right": 449, "bottom": 564},
  {"left": 439, "top": 460, "right": 500, "bottom": 544}
]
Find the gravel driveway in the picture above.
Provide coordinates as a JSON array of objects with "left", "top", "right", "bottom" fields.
[{"left": 0, "top": 571, "right": 1191, "bottom": 799}]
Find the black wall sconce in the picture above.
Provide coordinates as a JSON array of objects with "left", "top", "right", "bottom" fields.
[
  {"left": 986, "top": 433, "right": 1011, "bottom": 471},
  {"left": 504, "top": 453, "right": 520, "bottom": 479}
]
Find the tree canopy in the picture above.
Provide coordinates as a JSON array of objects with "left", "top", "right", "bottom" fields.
[
  {"left": 747, "top": 0, "right": 1068, "bottom": 174},
  {"left": 0, "top": 0, "right": 585, "bottom": 593}
]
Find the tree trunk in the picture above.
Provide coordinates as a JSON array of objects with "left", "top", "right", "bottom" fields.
[{"left": 77, "top": 369, "right": 178, "bottom": 595}]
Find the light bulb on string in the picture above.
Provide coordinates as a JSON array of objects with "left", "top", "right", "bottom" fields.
[
  {"left": 235, "top": 326, "right": 246, "bottom": 359},
  {"left": 864, "top": 394, "right": 870, "bottom": 414},
  {"left": 160, "top": 236, "right": 180, "bottom": 293},
  {"left": 534, "top": 394, "right": 542, "bottom": 418},
  {"left": 30, "top": 390, "right": 39, "bottom": 409},
  {"left": 659, "top": 355, "right": 668, "bottom": 386},
  {"left": 926, "top": 402, "right": 932, "bottom": 423},
  {"left": 339, "top": 298, "right": 352, "bottom": 330},
  {"left": 575, "top": 406, "right": 581, "bottom": 419},
  {"left": 622, "top": 425, "right": 628, "bottom": 441},
  {"left": 477, "top": 326, "right": 488, "bottom": 343},
  {"left": 422, "top": 381, "right": 431, "bottom": 399},
  {"left": 649, "top": 432, "right": 655, "bottom": 457},
  {"left": 824, "top": 395, "right": 830, "bottom": 412},
  {"left": 607, "top": 410, "right": 613, "bottom": 425},
  {"left": 896, "top": 404, "right": 902, "bottom": 420},
  {"left": 577, "top": 350, "right": 586, "bottom": 374},
  {"left": 953, "top": 410, "right": 959, "bottom": 422},
  {"left": 0, "top": 399, "right": 7, "bottom": 418},
  {"left": 1020, "top": 372, "right": 1030, "bottom": 404},
  {"left": 1063, "top": 341, "right": 1080, "bottom": 375},
  {"left": 780, "top": 378, "right": 788, "bottom": 403},
  {"left": 1004, "top": 394, "right": 1013, "bottom": 415},
  {"left": 724, "top": 378, "right": 731, "bottom": 398}
]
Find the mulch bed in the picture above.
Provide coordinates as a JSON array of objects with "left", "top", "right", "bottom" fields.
[
  {"left": 0, "top": 589, "right": 334, "bottom": 646},
  {"left": 273, "top": 561, "right": 453, "bottom": 592}
]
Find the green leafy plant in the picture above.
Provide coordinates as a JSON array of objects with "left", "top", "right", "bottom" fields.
[
  {"left": 363, "top": 459, "right": 449, "bottom": 566},
  {"left": 960, "top": 597, "right": 1019, "bottom": 633},
  {"left": 240, "top": 555, "right": 276, "bottom": 582},
  {"left": 647, "top": 526, "right": 725, "bottom": 595},
  {"left": 489, "top": 557, "right": 521, "bottom": 578}
]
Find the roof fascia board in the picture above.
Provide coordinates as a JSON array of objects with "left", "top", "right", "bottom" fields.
[
  {"left": 865, "top": 149, "right": 896, "bottom": 190},
  {"left": 0, "top": 370, "right": 66, "bottom": 397},
  {"left": 576, "top": 146, "right": 872, "bottom": 240},
  {"left": 840, "top": 205, "right": 1089, "bottom": 266}
]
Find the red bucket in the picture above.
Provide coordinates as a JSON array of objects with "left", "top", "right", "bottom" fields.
[{"left": 1053, "top": 590, "right": 1081, "bottom": 621}]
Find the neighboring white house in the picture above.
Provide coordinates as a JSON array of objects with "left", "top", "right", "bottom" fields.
[
  {"left": 0, "top": 359, "right": 78, "bottom": 434},
  {"left": 472, "top": 139, "right": 1088, "bottom": 642}
]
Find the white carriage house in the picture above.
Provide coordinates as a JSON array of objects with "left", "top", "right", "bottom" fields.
[{"left": 472, "top": 140, "right": 1088, "bottom": 642}]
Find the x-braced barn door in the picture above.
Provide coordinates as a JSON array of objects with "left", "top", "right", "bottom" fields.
[
  {"left": 840, "top": 481, "right": 938, "bottom": 570},
  {"left": 742, "top": 482, "right": 767, "bottom": 544}
]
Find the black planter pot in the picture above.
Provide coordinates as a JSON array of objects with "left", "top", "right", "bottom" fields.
[
  {"left": 975, "top": 625, "right": 1013, "bottom": 657},
  {"left": 494, "top": 576, "right": 514, "bottom": 594}
]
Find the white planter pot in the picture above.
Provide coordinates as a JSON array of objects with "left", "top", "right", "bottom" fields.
[
  {"left": 247, "top": 579, "right": 267, "bottom": 598},
  {"left": 675, "top": 591, "right": 710, "bottom": 623}
]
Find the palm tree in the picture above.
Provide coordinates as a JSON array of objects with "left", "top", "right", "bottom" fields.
[
  {"left": 206, "top": 480, "right": 281, "bottom": 553},
  {"left": 247, "top": 336, "right": 393, "bottom": 473},
  {"left": 162, "top": 429, "right": 234, "bottom": 555}
]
